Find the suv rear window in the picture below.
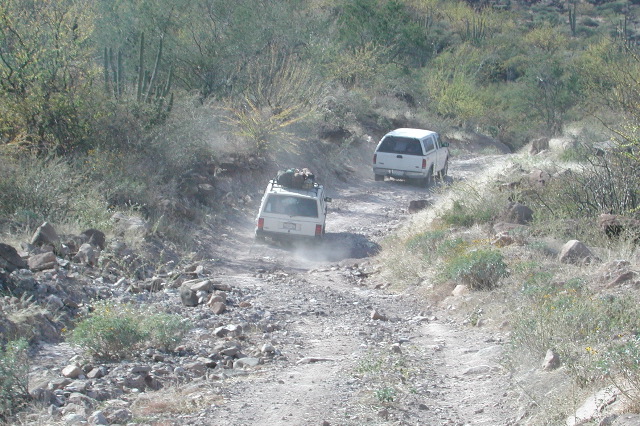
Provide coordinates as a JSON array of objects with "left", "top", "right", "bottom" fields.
[
  {"left": 377, "top": 136, "right": 423, "bottom": 155},
  {"left": 264, "top": 194, "right": 318, "bottom": 217}
]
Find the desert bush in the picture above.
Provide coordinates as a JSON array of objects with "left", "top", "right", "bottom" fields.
[
  {"left": 68, "top": 301, "right": 191, "bottom": 360},
  {"left": 521, "top": 149, "right": 640, "bottom": 241},
  {"left": 442, "top": 248, "right": 509, "bottom": 290},
  {"left": 140, "top": 312, "right": 192, "bottom": 352},
  {"left": 0, "top": 338, "right": 29, "bottom": 421},
  {"left": 510, "top": 279, "right": 640, "bottom": 400},
  {"left": 440, "top": 199, "right": 495, "bottom": 227},
  {"left": 599, "top": 336, "right": 640, "bottom": 404},
  {"left": 0, "top": 156, "right": 110, "bottom": 229},
  {"left": 406, "top": 230, "right": 448, "bottom": 257}
]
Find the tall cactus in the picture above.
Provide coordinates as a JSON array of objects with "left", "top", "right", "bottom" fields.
[
  {"left": 569, "top": 1, "right": 577, "bottom": 37},
  {"left": 137, "top": 33, "right": 145, "bottom": 102},
  {"left": 103, "top": 32, "right": 172, "bottom": 113},
  {"left": 144, "top": 37, "right": 163, "bottom": 103}
]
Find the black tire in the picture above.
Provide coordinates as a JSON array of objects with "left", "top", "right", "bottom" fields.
[
  {"left": 374, "top": 174, "right": 385, "bottom": 182},
  {"left": 422, "top": 167, "right": 433, "bottom": 188},
  {"left": 438, "top": 158, "right": 449, "bottom": 181}
]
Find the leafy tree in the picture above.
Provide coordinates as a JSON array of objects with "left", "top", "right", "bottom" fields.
[
  {"left": 0, "top": 0, "right": 97, "bottom": 154},
  {"left": 336, "top": 0, "right": 434, "bottom": 69}
]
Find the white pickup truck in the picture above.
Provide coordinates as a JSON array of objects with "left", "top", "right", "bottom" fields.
[{"left": 372, "top": 128, "right": 449, "bottom": 187}]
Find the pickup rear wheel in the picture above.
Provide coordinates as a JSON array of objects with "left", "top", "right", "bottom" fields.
[
  {"left": 438, "top": 158, "right": 449, "bottom": 181},
  {"left": 422, "top": 167, "right": 433, "bottom": 188},
  {"left": 374, "top": 174, "right": 385, "bottom": 182}
]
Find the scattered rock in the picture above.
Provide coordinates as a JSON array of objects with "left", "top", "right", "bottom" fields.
[
  {"left": 180, "top": 285, "right": 199, "bottom": 307},
  {"left": 28, "top": 251, "right": 57, "bottom": 271},
  {"left": 497, "top": 202, "right": 533, "bottom": 225},
  {"left": 541, "top": 349, "right": 560, "bottom": 371},
  {"left": 529, "top": 169, "right": 551, "bottom": 187},
  {"left": 30, "top": 222, "right": 60, "bottom": 248},
  {"left": 452, "top": 284, "right": 470, "bottom": 297},
  {"left": 62, "top": 365, "right": 83, "bottom": 379},
  {"left": 408, "top": 199, "right": 431, "bottom": 213},
  {"left": 529, "top": 137, "right": 550, "bottom": 155},
  {"left": 566, "top": 386, "right": 619, "bottom": 426},
  {"left": 0, "top": 243, "right": 27, "bottom": 272},
  {"left": 370, "top": 309, "right": 387, "bottom": 321},
  {"left": 558, "top": 240, "right": 598, "bottom": 265}
]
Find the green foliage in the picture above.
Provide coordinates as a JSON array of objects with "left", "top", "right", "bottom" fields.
[
  {"left": 0, "top": 0, "right": 98, "bottom": 154},
  {"left": 375, "top": 387, "right": 396, "bottom": 403},
  {"left": 68, "top": 301, "right": 191, "bottom": 360},
  {"left": 443, "top": 248, "right": 509, "bottom": 290},
  {"left": 520, "top": 151, "right": 640, "bottom": 230},
  {"left": 509, "top": 280, "right": 640, "bottom": 402},
  {"left": 0, "top": 338, "right": 29, "bottom": 421},
  {"left": 0, "top": 156, "right": 111, "bottom": 229},
  {"left": 441, "top": 199, "right": 495, "bottom": 227},
  {"left": 336, "top": 0, "right": 433, "bottom": 68},
  {"left": 406, "top": 230, "right": 447, "bottom": 257}
]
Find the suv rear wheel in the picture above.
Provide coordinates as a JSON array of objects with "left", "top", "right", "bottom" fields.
[{"left": 374, "top": 174, "right": 385, "bottom": 181}]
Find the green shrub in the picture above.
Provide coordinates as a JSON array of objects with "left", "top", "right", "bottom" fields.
[
  {"left": 140, "top": 312, "right": 192, "bottom": 352},
  {"left": 406, "top": 230, "right": 447, "bottom": 257},
  {"left": 435, "top": 237, "right": 469, "bottom": 259},
  {"left": 440, "top": 199, "right": 496, "bottom": 227},
  {"left": 0, "top": 338, "right": 29, "bottom": 421},
  {"left": 443, "top": 248, "right": 509, "bottom": 289},
  {"left": 0, "top": 156, "right": 112, "bottom": 230},
  {"left": 68, "top": 301, "right": 191, "bottom": 360},
  {"left": 375, "top": 386, "right": 396, "bottom": 403},
  {"left": 510, "top": 283, "right": 640, "bottom": 402}
]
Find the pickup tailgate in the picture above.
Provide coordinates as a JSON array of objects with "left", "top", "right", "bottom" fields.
[{"left": 375, "top": 151, "right": 423, "bottom": 172}]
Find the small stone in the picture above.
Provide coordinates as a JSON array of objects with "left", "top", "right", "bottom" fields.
[
  {"left": 61, "top": 365, "right": 82, "bottom": 379},
  {"left": 370, "top": 309, "right": 387, "bottom": 321}
]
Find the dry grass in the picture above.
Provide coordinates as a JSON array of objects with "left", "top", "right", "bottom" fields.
[{"left": 131, "top": 381, "right": 224, "bottom": 418}]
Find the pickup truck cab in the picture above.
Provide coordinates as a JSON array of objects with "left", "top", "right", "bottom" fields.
[
  {"left": 255, "top": 179, "right": 331, "bottom": 241},
  {"left": 373, "top": 128, "right": 449, "bottom": 187}
]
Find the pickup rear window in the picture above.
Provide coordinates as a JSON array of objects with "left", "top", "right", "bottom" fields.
[
  {"left": 377, "top": 136, "right": 423, "bottom": 155},
  {"left": 264, "top": 194, "right": 318, "bottom": 217}
]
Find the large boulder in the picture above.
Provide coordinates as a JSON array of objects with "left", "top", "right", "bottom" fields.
[
  {"left": 82, "top": 229, "right": 106, "bottom": 250},
  {"left": 0, "top": 243, "right": 27, "bottom": 272},
  {"left": 179, "top": 285, "right": 199, "bottom": 307},
  {"left": 598, "top": 213, "right": 640, "bottom": 240},
  {"left": 497, "top": 202, "right": 534, "bottom": 225},
  {"left": 30, "top": 222, "right": 60, "bottom": 248},
  {"left": 529, "top": 137, "right": 550, "bottom": 155},
  {"left": 558, "top": 240, "right": 597, "bottom": 265},
  {"left": 28, "top": 251, "right": 57, "bottom": 271},
  {"left": 529, "top": 169, "right": 551, "bottom": 187}
]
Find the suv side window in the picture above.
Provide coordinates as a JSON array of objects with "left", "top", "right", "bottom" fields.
[{"left": 423, "top": 137, "right": 435, "bottom": 153}]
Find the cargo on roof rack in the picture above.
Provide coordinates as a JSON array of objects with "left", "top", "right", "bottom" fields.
[{"left": 276, "top": 167, "right": 315, "bottom": 189}]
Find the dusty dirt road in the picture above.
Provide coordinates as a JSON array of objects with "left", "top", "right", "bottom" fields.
[{"left": 189, "top": 155, "right": 521, "bottom": 425}]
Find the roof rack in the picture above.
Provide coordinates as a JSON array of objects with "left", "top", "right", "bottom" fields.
[{"left": 269, "top": 179, "right": 321, "bottom": 195}]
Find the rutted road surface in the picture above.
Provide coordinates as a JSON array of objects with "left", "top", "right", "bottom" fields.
[{"left": 195, "top": 156, "right": 519, "bottom": 425}]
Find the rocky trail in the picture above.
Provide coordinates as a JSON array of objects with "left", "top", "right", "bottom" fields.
[
  {"left": 174, "top": 155, "right": 518, "bottom": 425},
  {"left": 23, "top": 154, "right": 522, "bottom": 425}
]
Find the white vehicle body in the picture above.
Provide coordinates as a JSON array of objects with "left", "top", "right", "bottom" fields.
[
  {"left": 372, "top": 128, "right": 449, "bottom": 186},
  {"left": 255, "top": 180, "right": 330, "bottom": 241}
]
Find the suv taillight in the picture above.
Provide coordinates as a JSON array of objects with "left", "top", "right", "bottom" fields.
[
  {"left": 315, "top": 224, "right": 323, "bottom": 236},
  {"left": 373, "top": 153, "right": 377, "bottom": 164},
  {"left": 257, "top": 218, "right": 264, "bottom": 230},
  {"left": 421, "top": 158, "right": 427, "bottom": 169}
]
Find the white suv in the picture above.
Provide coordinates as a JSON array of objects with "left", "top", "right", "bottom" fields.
[
  {"left": 255, "top": 179, "right": 331, "bottom": 241},
  {"left": 373, "top": 128, "right": 449, "bottom": 187}
]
